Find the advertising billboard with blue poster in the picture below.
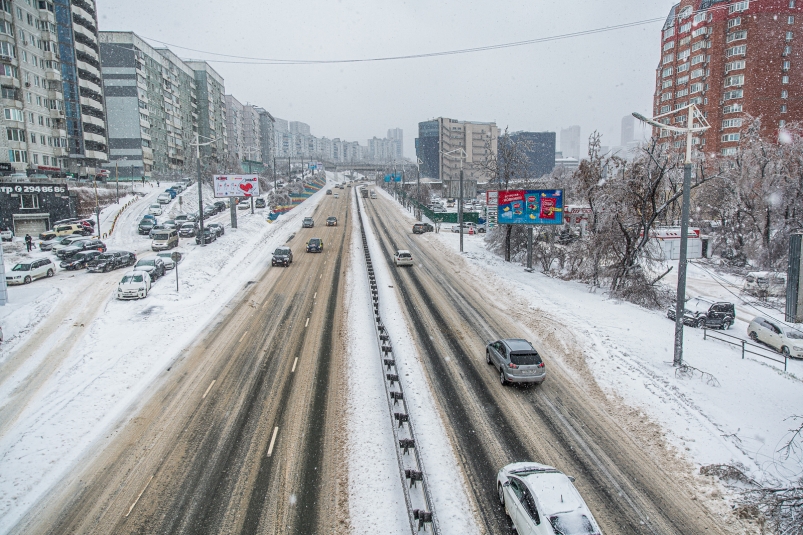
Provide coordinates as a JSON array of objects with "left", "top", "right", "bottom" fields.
[{"left": 498, "top": 189, "right": 564, "bottom": 225}]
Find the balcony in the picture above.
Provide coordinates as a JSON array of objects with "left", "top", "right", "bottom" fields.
[
  {"left": 45, "top": 70, "right": 62, "bottom": 82},
  {"left": 49, "top": 107, "right": 65, "bottom": 119}
]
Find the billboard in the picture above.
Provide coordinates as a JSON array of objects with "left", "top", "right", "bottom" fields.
[
  {"left": 213, "top": 175, "right": 260, "bottom": 198},
  {"left": 498, "top": 189, "right": 564, "bottom": 225},
  {"left": 384, "top": 172, "right": 402, "bottom": 183}
]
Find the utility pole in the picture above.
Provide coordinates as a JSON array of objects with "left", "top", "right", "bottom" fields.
[
  {"left": 459, "top": 167, "right": 464, "bottom": 253},
  {"left": 115, "top": 160, "right": 119, "bottom": 204},
  {"left": 197, "top": 133, "right": 205, "bottom": 246}
]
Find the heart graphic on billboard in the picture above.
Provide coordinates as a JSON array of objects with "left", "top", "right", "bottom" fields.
[{"left": 239, "top": 183, "right": 254, "bottom": 195}]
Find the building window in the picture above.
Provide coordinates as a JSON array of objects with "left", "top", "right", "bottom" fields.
[
  {"left": 676, "top": 115, "right": 688, "bottom": 124},
  {"left": 662, "top": 67, "right": 674, "bottom": 78},
  {"left": 674, "top": 101, "right": 688, "bottom": 110},
  {"left": 783, "top": 60, "right": 791, "bottom": 71},
  {"left": 790, "top": 16, "right": 796, "bottom": 24},
  {"left": 691, "top": 68, "right": 705, "bottom": 79},
  {"left": 724, "top": 89, "right": 744, "bottom": 100},
  {"left": 694, "top": 11, "right": 709, "bottom": 24},
  {"left": 691, "top": 54, "right": 705, "bottom": 65},
  {"left": 3, "top": 107, "right": 23, "bottom": 121},
  {"left": 784, "top": 45, "right": 792, "bottom": 56},
  {"left": 690, "top": 97, "right": 703, "bottom": 105},
  {"left": 678, "top": 63, "right": 690, "bottom": 73},
  {"left": 678, "top": 49, "right": 690, "bottom": 61},
  {"left": 791, "top": 1, "right": 797, "bottom": 7},
  {"left": 663, "top": 53, "right": 674, "bottom": 64},
  {"left": 722, "top": 133, "right": 741, "bottom": 142},
  {"left": 781, "top": 104, "right": 788, "bottom": 113},
  {"left": 723, "top": 119, "right": 743, "bottom": 128},
  {"left": 729, "top": 1, "right": 749, "bottom": 14},
  {"left": 662, "top": 79, "right": 673, "bottom": 89},
  {"left": 786, "top": 31, "right": 794, "bottom": 41},
  {"left": 663, "top": 41, "right": 675, "bottom": 51},
  {"left": 680, "top": 22, "right": 692, "bottom": 33},
  {"left": 19, "top": 193, "right": 39, "bottom": 209},
  {"left": 782, "top": 75, "right": 790, "bottom": 84},
  {"left": 726, "top": 45, "right": 747, "bottom": 57},
  {"left": 680, "top": 36, "right": 691, "bottom": 46},
  {"left": 660, "top": 105, "right": 671, "bottom": 113},
  {"left": 782, "top": 89, "right": 788, "bottom": 98},
  {"left": 6, "top": 128, "right": 24, "bottom": 141},
  {"left": 692, "top": 26, "right": 708, "bottom": 39},
  {"left": 722, "top": 147, "right": 738, "bottom": 156},
  {"left": 676, "top": 88, "right": 689, "bottom": 98},
  {"left": 690, "top": 83, "right": 704, "bottom": 93},
  {"left": 727, "top": 30, "right": 747, "bottom": 43},
  {"left": 8, "top": 149, "right": 26, "bottom": 162},
  {"left": 725, "top": 60, "right": 746, "bottom": 72},
  {"left": 780, "top": 120, "right": 787, "bottom": 128},
  {"left": 664, "top": 27, "right": 675, "bottom": 40},
  {"left": 692, "top": 40, "right": 707, "bottom": 52},
  {"left": 728, "top": 17, "right": 742, "bottom": 29},
  {"left": 677, "top": 75, "right": 689, "bottom": 85},
  {"left": 725, "top": 75, "right": 744, "bottom": 87},
  {"left": 724, "top": 103, "right": 744, "bottom": 113}
]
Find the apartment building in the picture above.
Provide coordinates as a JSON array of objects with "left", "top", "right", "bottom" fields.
[
  {"left": 415, "top": 117, "right": 499, "bottom": 184},
  {"left": 185, "top": 61, "right": 226, "bottom": 163},
  {"left": 156, "top": 47, "right": 198, "bottom": 171},
  {"left": 224, "top": 94, "right": 244, "bottom": 162},
  {"left": 654, "top": 0, "right": 802, "bottom": 155},
  {"left": 254, "top": 106, "right": 274, "bottom": 167},
  {"left": 560, "top": 125, "right": 581, "bottom": 160}
]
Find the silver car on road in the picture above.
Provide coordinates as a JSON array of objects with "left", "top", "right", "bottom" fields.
[{"left": 486, "top": 338, "right": 546, "bottom": 385}]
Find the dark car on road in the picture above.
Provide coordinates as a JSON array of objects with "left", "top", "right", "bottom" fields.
[
  {"left": 413, "top": 222, "right": 434, "bottom": 234},
  {"left": 667, "top": 297, "right": 736, "bottom": 329},
  {"left": 213, "top": 201, "right": 227, "bottom": 213},
  {"left": 87, "top": 251, "right": 137, "bottom": 273},
  {"left": 326, "top": 216, "right": 338, "bottom": 227},
  {"left": 255, "top": 198, "right": 266, "bottom": 208},
  {"left": 486, "top": 339, "right": 546, "bottom": 386},
  {"left": 195, "top": 229, "right": 217, "bottom": 244},
  {"left": 138, "top": 218, "right": 157, "bottom": 235},
  {"left": 207, "top": 223, "right": 225, "bottom": 237},
  {"left": 57, "top": 239, "right": 106, "bottom": 259},
  {"left": 178, "top": 222, "right": 197, "bottom": 238},
  {"left": 134, "top": 257, "right": 166, "bottom": 280},
  {"left": 60, "top": 250, "right": 103, "bottom": 270},
  {"left": 306, "top": 238, "right": 323, "bottom": 253},
  {"left": 272, "top": 247, "right": 293, "bottom": 266},
  {"left": 302, "top": 217, "right": 314, "bottom": 228}
]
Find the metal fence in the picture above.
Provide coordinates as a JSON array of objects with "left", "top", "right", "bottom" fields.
[{"left": 702, "top": 328, "right": 791, "bottom": 372}]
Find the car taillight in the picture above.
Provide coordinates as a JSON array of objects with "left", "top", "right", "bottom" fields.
[
  {"left": 508, "top": 363, "right": 518, "bottom": 369},
  {"left": 538, "top": 363, "right": 545, "bottom": 368}
]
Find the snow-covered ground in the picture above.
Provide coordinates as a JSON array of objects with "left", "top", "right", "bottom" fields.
[
  {"left": 0, "top": 177, "right": 329, "bottom": 531},
  {"left": 379, "top": 186, "right": 803, "bottom": 491}
]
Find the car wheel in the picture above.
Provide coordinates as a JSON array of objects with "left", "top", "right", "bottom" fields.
[
  {"left": 498, "top": 483, "right": 506, "bottom": 507},
  {"left": 500, "top": 369, "right": 508, "bottom": 386},
  {"left": 696, "top": 318, "right": 706, "bottom": 329},
  {"left": 486, "top": 350, "right": 492, "bottom": 365},
  {"left": 22, "top": 275, "right": 31, "bottom": 284},
  {"left": 749, "top": 331, "right": 758, "bottom": 341},
  {"left": 722, "top": 319, "right": 732, "bottom": 330},
  {"left": 782, "top": 346, "right": 791, "bottom": 358},
  {"left": 46, "top": 269, "right": 54, "bottom": 277}
]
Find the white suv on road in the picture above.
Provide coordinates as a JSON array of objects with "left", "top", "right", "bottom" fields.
[{"left": 6, "top": 258, "right": 55, "bottom": 285}]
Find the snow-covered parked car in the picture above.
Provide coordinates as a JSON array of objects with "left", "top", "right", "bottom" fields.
[
  {"left": 0, "top": 227, "right": 13, "bottom": 241},
  {"left": 116, "top": 271, "right": 151, "bottom": 300},
  {"left": 497, "top": 462, "right": 602, "bottom": 535},
  {"left": 148, "top": 204, "right": 163, "bottom": 216},
  {"left": 6, "top": 258, "right": 55, "bottom": 285},
  {"left": 747, "top": 316, "right": 803, "bottom": 358},
  {"left": 667, "top": 297, "right": 735, "bottom": 329}
]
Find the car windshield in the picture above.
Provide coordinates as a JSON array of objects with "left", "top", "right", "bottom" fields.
[
  {"left": 140, "top": 221, "right": 154, "bottom": 226},
  {"left": 12, "top": 264, "right": 30, "bottom": 271},
  {"left": 309, "top": 239, "right": 321, "bottom": 246},
  {"left": 549, "top": 514, "right": 598, "bottom": 535},
  {"left": 275, "top": 248, "right": 290, "bottom": 255},
  {"left": 785, "top": 329, "right": 803, "bottom": 340},
  {"left": 510, "top": 351, "right": 542, "bottom": 366},
  {"left": 153, "top": 233, "right": 170, "bottom": 240},
  {"left": 182, "top": 223, "right": 194, "bottom": 229},
  {"left": 121, "top": 274, "right": 144, "bottom": 284},
  {"left": 137, "top": 260, "right": 155, "bottom": 266}
]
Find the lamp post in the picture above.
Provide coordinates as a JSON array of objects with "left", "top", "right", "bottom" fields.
[
  {"left": 416, "top": 158, "right": 423, "bottom": 221},
  {"left": 633, "top": 103, "right": 710, "bottom": 367},
  {"left": 191, "top": 133, "right": 220, "bottom": 247},
  {"left": 114, "top": 157, "right": 128, "bottom": 204},
  {"left": 441, "top": 148, "right": 467, "bottom": 253},
  {"left": 243, "top": 146, "right": 260, "bottom": 215}
]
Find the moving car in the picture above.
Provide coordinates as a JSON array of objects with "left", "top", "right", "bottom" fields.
[
  {"left": 412, "top": 222, "right": 434, "bottom": 234},
  {"left": 272, "top": 247, "right": 293, "bottom": 266},
  {"left": 486, "top": 339, "right": 546, "bottom": 385},
  {"left": 156, "top": 251, "right": 182, "bottom": 270},
  {"left": 60, "top": 250, "right": 102, "bottom": 270},
  {"left": 255, "top": 198, "right": 266, "bottom": 208},
  {"left": 175, "top": 214, "right": 196, "bottom": 223},
  {"left": 326, "top": 216, "right": 338, "bottom": 226},
  {"left": 116, "top": 271, "right": 151, "bottom": 300},
  {"left": 87, "top": 251, "right": 136, "bottom": 273},
  {"left": 148, "top": 204, "right": 163, "bottom": 216},
  {"left": 306, "top": 238, "right": 323, "bottom": 253},
  {"left": 333, "top": 192, "right": 339, "bottom": 199},
  {"left": 497, "top": 462, "right": 602, "bottom": 535},
  {"left": 302, "top": 217, "right": 314, "bottom": 228},
  {"left": 178, "top": 222, "right": 197, "bottom": 238},
  {"left": 134, "top": 257, "right": 166, "bottom": 280},
  {"left": 56, "top": 239, "right": 106, "bottom": 259},
  {"left": 195, "top": 229, "right": 217, "bottom": 244},
  {"left": 748, "top": 317, "right": 803, "bottom": 358},
  {"left": 393, "top": 250, "right": 413, "bottom": 266},
  {"left": 237, "top": 199, "right": 250, "bottom": 210},
  {"left": 326, "top": 189, "right": 333, "bottom": 195},
  {"left": 207, "top": 223, "right": 225, "bottom": 237},
  {"left": 138, "top": 218, "right": 157, "bottom": 235},
  {"left": 6, "top": 258, "right": 55, "bottom": 284},
  {"left": 151, "top": 229, "right": 179, "bottom": 251},
  {"left": 667, "top": 297, "right": 735, "bottom": 329}
]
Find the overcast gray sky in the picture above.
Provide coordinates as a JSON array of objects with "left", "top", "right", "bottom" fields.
[{"left": 97, "top": 0, "right": 677, "bottom": 159}]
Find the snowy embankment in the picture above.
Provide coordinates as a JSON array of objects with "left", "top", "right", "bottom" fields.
[
  {"left": 377, "top": 186, "right": 803, "bottom": 494},
  {"left": 354, "top": 191, "right": 480, "bottom": 535},
  {"left": 0, "top": 177, "right": 329, "bottom": 532}
]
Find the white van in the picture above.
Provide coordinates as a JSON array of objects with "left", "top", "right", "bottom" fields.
[
  {"left": 151, "top": 229, "right": 179, "bottom": 251},
  {"left": 744, "top": 271, "right": 786, "bottom": 297}
]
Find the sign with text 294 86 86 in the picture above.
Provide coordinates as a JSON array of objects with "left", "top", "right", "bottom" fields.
[
  {"left": 213, "top": 175, "right": 260, "bottom": 198},
  {"left": 498, "top": 189, "right": 564, "bottom": 225}
]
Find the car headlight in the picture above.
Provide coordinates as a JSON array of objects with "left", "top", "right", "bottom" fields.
[
  {"left": 793, "top": 346, "right": 803, "bottom": 352},
  {"left": 139, "top": 287, "right": 145, "bottom": 291}
]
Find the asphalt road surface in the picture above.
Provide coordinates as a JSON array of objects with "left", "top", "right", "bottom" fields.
[
  {"left": 361, "top": 191, "right": 728, "bottom": 535},
  {"left": 13, "top": 194, "right": 351, "bottom": 535}
]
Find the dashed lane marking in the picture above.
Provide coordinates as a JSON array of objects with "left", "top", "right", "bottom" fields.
[
  {"left": 125, "top": 475, "right": 154, "bottom": 518},
  {"left": 292, "top": 358, "right": 298, "bottom": 373},
  {"left": 239, "top": 331, "right": 248, "bottom": 343},
  {"left": 267, "top": 427, "right": 279, "bottom": 457},
  {"left": 305, "top": 318, "right": 310, "bottom": 328},
  {"left": 202, "top": 380, "right": 216, "bottom": 399}
]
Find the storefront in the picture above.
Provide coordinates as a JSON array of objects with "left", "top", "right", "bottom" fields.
[{"left": 0, "top": 183, "right": 75, "bottom": 235}]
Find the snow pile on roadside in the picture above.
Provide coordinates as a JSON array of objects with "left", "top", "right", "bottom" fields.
[{"left": 0, "top": 178, "right": 329, "bottom": 532}]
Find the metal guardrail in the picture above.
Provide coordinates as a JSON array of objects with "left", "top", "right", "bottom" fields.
[
  {"left": 702, "top": 328, "right": 790, "bottom": 372},
  {"left": 355, "top": 189, "right": 440, "bottom": 534}
]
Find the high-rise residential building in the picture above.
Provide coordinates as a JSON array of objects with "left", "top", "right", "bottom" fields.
[
  {"left": 560, "top": 125, "right": 581, "bottom": 160},
  {"left": 100, "top": 32, "right": 198, "bottom": 178},
  {"left": 415, "top": 117, "right": 499, "bottom": 187},
  {"left": 654, "top": 1, "right": 802, "bottom": 155},
  {"left": 242, "top": 104, "right": 260, "bottom": 163},
  {"left": 507, "top": 131, "right": 556, "bottom": 179},
  {"left": 289, "top": 120, "right": 309, "bottom": 135},
  {"left": 185, "top": 61, "right": 226, "bottom": 163},
  {"left": 254, "top": 106, "right": 274, "bottom": 166},
  {"left": 621, "top": 114, "right": 635, "bottom": 146},
  {"left": 387, "top": 127, "right": 403, "bottom": 158},
  {"left": 224, "top": 94, "right": 244, "bottom": 162}
]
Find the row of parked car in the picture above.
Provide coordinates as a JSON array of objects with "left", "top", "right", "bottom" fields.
[
  {"left": 115, "top": 253, "right": 180, "bottom": 300},
  {"left": 138, "top": 214, "right": 225, "bottom": 249}
]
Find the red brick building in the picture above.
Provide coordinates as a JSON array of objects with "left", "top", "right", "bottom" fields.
[{"left": 654, "top": 0, "right": 802, "bottom": 155}]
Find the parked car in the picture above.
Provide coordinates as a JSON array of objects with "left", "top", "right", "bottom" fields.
[
  {"left": 213, "top": 201, "right": 227, "bottom": 213},
  {"left": 497, "top": 462, "right": 602, "bottom": 535},
  {"left": 151, "top": 229, "right": 179, "bottom": 251},
  {"left": 452, "top": 222, "right": 477, "bottom": 233},
  {"left": 302, "top": 217, "right": 314, "bottom": 228},
  {"left": 116, "top": 270, "right": 151, "bottom": 300},
  {"left": 56, "top": 239, "right": 106, "bottom": 259},
  {"left": 52, "top": 236, "right": 93, "bottom": 255},
  {"left": 203, "top": 205, "right": 217, "bottom": 217},
  {"left": 255, "top": 198, "right": 266, "bottom": 208},
  {"left": 156, "top": 193, "right": 172, "bottom": 204},
  {"left": 748, "top": 317, "right": 803, "bottom": 358},
  {"left": 195, "top": 229, "right": 217, "bottom": 245},
  {"left": 744, "top": 271, "right": 786, "bottom": 298},
  {"left": 306, "top": 238, "right": 323, "bottom": 253},
  {"left": 326, "top": 216, "right": 338, "bottom": 226},
  {"left": 178, "top": 222, "right": 197, "bottom": 238},
  {"left": 164, "top": 188, "right": 177, "bottom": 199},
  {"left": 161, "top": 219, "right": 178, "bottom": 229},
  {"left": 0, "top": 227, "right": 13, "bottom": 241},
  {"left": 39, "top": 235, "right": 70, "bottom": 251},
  {"left": 47, "top": 223, "right": 89, "bottom": 238},
  {"left": 174, "top": 214, "right": 194, "bottom": 223},
  {"left": 6, "top": 258, "right": 55, "bottom": 285},
  {"left": 207, "top": 223, "right": 225, "bottom": 237},
  {"left": 413, "top": 222, "right": 434, "bottom": 234},
  {"left": 393, "top": 250, "right": 413, "bottom": 267},
  {"left": 134, "top": 257, "right": 166, "bottom": 280},
  {"left": 486, "top": 339, "right": 546, "bottom": 385},
  {"left": 237, "top": 200, "right": 251, "bottom": 211},
  {"left": 138, "top": 218, "right": 157, "bottom": 235},
  {"left": 156, "top": 251, "right": 182, "bottom": 270},
  {"left": 148, "top": 204, "right": 163, "bottom": 216},
  {"left": 141, "top": 214, "right": 157, "bottom": 222},
  {"left": 87, "top": 251, "right": 136, "bottom": 273},
  {"left": 667, "top": 297, "right": 735, "bottom": 329},
  {"left": 60, "top": 250, "right": 102, "bottom": 270},
  {"left": 272, "top": 246, "right": 293, "bottom": 266}
]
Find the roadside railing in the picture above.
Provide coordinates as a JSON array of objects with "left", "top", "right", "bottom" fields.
[{"left": 703, "top": 328, "right": 790, "bottom": 372}]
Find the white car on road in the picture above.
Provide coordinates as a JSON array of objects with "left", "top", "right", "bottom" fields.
[
  {"left": 116, "top": 271, "right": 152, "bottom": 300},
  {"left": 497, "top": 462, "right": 602, "bottom": 535},
  {"left": 747, "top": 316, "right": 803, "bottom": 358},
  {"left": 148, "top": 204, "right": 163, "bottom": 216},
  {"left": 393, "top": 250, "right": 413, "bottom": 267}
]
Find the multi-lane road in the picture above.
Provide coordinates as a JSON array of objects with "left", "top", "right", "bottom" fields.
[{"left": 12, "top": 186, "right": 729, "bottom": 535}]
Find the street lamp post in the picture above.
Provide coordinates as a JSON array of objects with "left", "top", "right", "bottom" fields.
[
  {"left": 114, "top": 157, "right": 128, "bottom": 205},
  {"left": 191, "top": 133, "right": 220, "bottom": 247},
  {"left": 441, "top": 148, "right": 467, "bottom": 253},
  {"left": 633, "top": 104, "right": 710, "bottom": 367}
]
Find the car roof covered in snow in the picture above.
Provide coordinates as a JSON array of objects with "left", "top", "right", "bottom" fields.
[{"left": 521, "top": 470, "right": 586, "bottom": 516}]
